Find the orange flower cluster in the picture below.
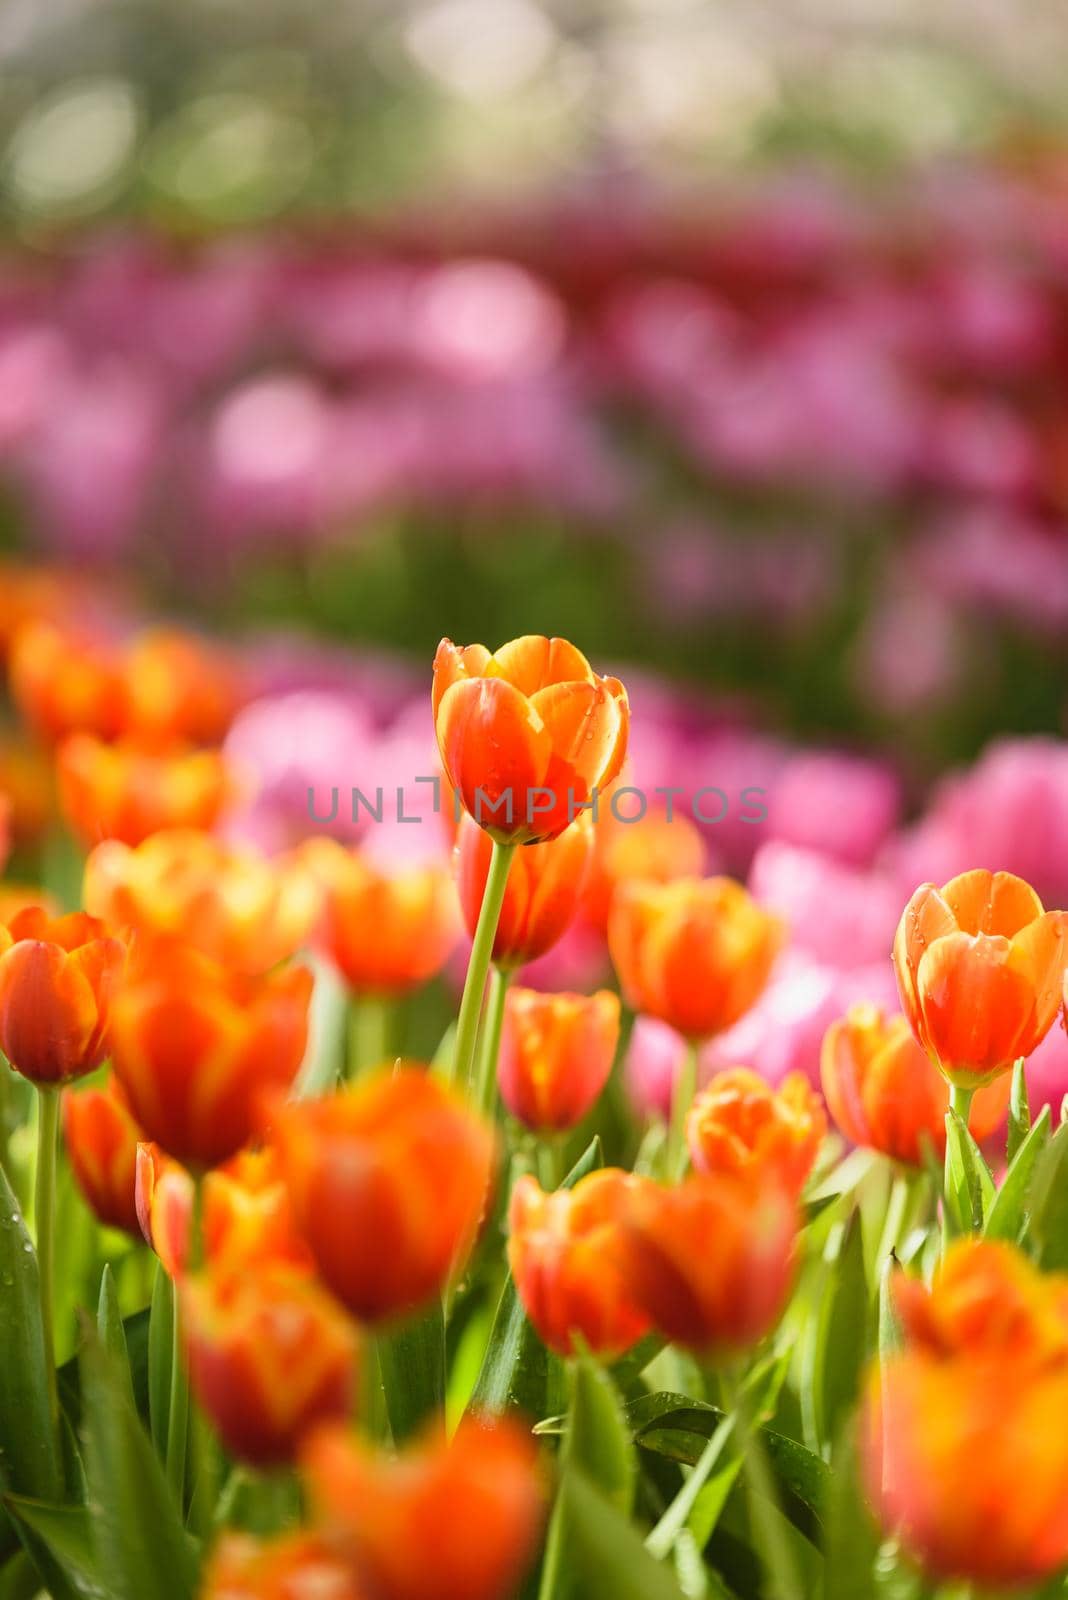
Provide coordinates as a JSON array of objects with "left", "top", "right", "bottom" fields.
[
  {"left": 893, "top": 868, "right": 1068, "bottom": 1088},
  {"left": 453, "top": 811, "right": 593, "bottom": 967},
  {"left": 866, "top": 1241, "right": 1068, "bottom": 1588},
  {"left": 686, "top": 1068, "right": 825, "bottom": 1194},
  {"left": 303, "top": 838, "right": 459, "bottom": 998},
  {"left": 509, "top": 1163, "right": 797, "bottom": 1360},
  {"left": 609, "top": 876, "right": 782, "bottom": 1040},
  {"left": 433, "top": 635, "right": 629, "bottom": 843},
  {"left": 821, "top": 1002, "right": 1010, "bottom": 1166},
  {"left": 497, "top": 987, "right": 620, "bottom": 1133}
]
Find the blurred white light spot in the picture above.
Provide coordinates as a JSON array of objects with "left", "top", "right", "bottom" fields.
[
  {"left": 6, "top": 77, "right": 139, "bottom": 212},
  {"left": 416, "top": 260, "right": 565, "bottom": 379},
  {"left": 406, "top": 0, "right": 556, "bottom": 100}
]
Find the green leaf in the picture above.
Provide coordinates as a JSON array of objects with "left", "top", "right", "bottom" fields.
[
  {"left": 80, "top": 1324, "right": 198, "bottom": 1600},
  {"left": 148, "top": 1262, "right": 174, "bottom": 1457},
  {"left": 944, "top": 1110, "right": 995, "bottom": 1234},
  {"left": 0, "top": 1163, "right": 62, "bottom": 1500},
  {"left": 429, "top": 1022, "right": 456, "bottom": 1082},
  {"left": 1007, "top": 1058, "right": 1030, "bottom": 1164},
  {"left": 543, "top": 1470, "right": 687, "bottom": 1600},
  {"left": 468, "top": 1139, "right": 602, "bottom": 1421},
  {"left": 802, "top": 1210, "right": 870, "bottom": 1457},
  {"left": 377, "top": 1298, "right": 445, "bottom": 1442},
  {"left": 1028, "top": 1121, "right": 1068, "bottom": 1270},
  {"left": 96, "top": 1266, "right": 134, "bottom": 1409},
  {"left": 985, "top": 1105, "right": 1052, "bottom": 1245},
  {"left": 877, "top": 1255, "right": 903, "bottom": 1359},
  {"left": 3, "top": 1497, "right": 100, "bottom": 1600},
  {"left": 565, "top": 1350, "right": 635, "bottom": 1515},
  {"left": 820, "top": 1422, "right": 879, "bottom": 1600}
]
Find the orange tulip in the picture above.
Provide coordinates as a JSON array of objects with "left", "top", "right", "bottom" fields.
[
  {"left": 0, "top": 562, "right": 92, "bottom": 664},
  {"left": 0, "top": 884, "right": 60, "bottom": 924},
  {"left": 270, "top": 1071, "right": 495, "bottom": 1323},
  {"left": 507, "top": 1170, "right": 651, "bottom": 1358},
  {"left": 865, "top": 1243, "right": 1068, "bottom": 1588},
  {"left": 303, "top": 1416, "right": 544, "bottom": 1600},
  {"left": 136, "top": 1144, "right": 311, "bottom": 1279},
  {"left": 686, "top": 1068, "right": 826, "bottom": 1195},
  {"left": 303, "top": 839, "right": 459, "bottom": 997},
  {"left": 580, "top": 807, "right": 705, "bottom": 933},
  {"left": 893, "top": 868, "right": 1068, "bottom": 1088},
  {"left": 497, "top": 987, "right": 620, "bottom": 1132},
  {"left": 453, "top": 811, "right": 592, "bottom": 967},
  {"left": 57, "top": 735, "right": 231, "bottom": 848},
  {"left": 10, "top": 620, "right": 242, "bottom": 748},
  {"left": 183, "top": 1263, "right": 358, "bottom": 1467},
  {"left": 64, "top": 1078, "right": 144, "bottom": 1235},
  {"left": 84, "top": 829, "right": 318, "bottom": 976},
  {"left": 616, "top": 1171, "right": 796, "bottom": 1356},
  {"left": 432, "top": 635, "right": 629, "bottom": 844},
  {"left": 0, "top": 908, "right": 126, "bottom": 1084},
  {"left": 609, "top": 877, "right": 783, "bottom": 1040},
  {"left": 109, "top": 940, "right": 312, "bottom": 1167},
  {"left": 821, "top": 1003, "right": 1011, "bottom": 1167},
  {"left": 201, "top": 1533, "right": 366, "bottom": 1600}
]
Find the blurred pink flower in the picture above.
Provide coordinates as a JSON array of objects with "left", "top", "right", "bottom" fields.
[
  {"left": 749, "top": 840, "right": 901, "bottom": 967},
  {"left": 764, "top": 751, "right": 901, "bottom": 868}
]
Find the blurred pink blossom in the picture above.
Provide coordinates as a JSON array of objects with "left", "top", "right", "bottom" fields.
[
  {"left": 764, "top": 751, "right": 901, "bottom": 868},
  {"left": 749, "top": 840, "right": 901, "bottom": 967}
]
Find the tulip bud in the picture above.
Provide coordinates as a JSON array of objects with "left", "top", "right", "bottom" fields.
[
  {"left": 183, "top": 1264, "right": 358, "bottom": 1467},
  {"left": 609, "top": 877, "right": 782, "bottom": 1040},
  {"left": 498, "top": 987, "right": 619, "bottom": 1133},
  {"left": 270, "top": 1070, "right": 495, "bottom": 1323},
  {"left": 109, "top": 940, "right": 312, "bottom": 1168},
  {"left": 302, "top": 1415, "right": 544, "bottom": 1600},
  {"left": 893, "top": 868, "right": 1068, "bottom": 1088},
  {"left": 508, "top": 1170, "right": 650, "bottom": 1358},
  {"left": 686, "top": 1068, "right": 826, "bottom": 1194},
  {"left": 64, "top": 1078, "right": 143, "bottom": 1235},
  {"left": 0, "top": 908, "right": 126, "bottom": 1085},
  {"left": 432, "top": 635, "right": 629, "bottom": 844},
  {"left": 453, "top": 813, "right": 592, "bottom": 968},
  {"left": 136, "top": 1144, "right": 310, "bottom": 1279}
]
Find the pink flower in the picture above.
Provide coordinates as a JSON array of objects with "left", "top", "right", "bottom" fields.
[
  {"left": 749, "top": 841, "right": 901, "bottom": 968},
  {"left": 764, "top": 752, "right": 901, "bottom": 868}
]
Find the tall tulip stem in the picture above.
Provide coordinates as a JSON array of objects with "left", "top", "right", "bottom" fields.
[
  {"left": 453, "top": 839, "right": 515, "bottom": 1095},
  {"left": 166, "top": 1174, "right": 204, "bottom": 1507},
  {"left": 473, "top": 966, "right": 510, "bottom": 1120},
  {"left": 34, "top": 1086, "right": 61, "bottom": 1438},
  {"left": 667, "top": 1039, "right": 699, "bottom": 1180}
]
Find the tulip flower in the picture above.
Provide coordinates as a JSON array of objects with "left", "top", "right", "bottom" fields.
[
  {"left": 303, "top": 838, "right": 459, "bottom": 997},
  {"left": 10, "top": 620, "right": 243, "bottom": 747},
  {"left": 137, "top": 1144, "right": 311, "bottom": 1279},
  {"left": 615, "top": 1171, "right": 796, "bottom": 1356},
  {"left": 432, "top": 635, "right": 629, "bottom": 847},
  {"left": 497, "top": 987, "right": 620, "bottom": 1133},
  {"left": 84, "top": 829, "right": 318, "bottom": 976},
  {"left": 0, "top": 908, "right": 126, "bottom": 1085},
  {"left": 865, "top": 1243, "right": 1068, "bottom": 1587},
  {"left": 109, "top": 940, "right": 312, "bottom": 1168},
  {"left": 434, "top": 635, "right": 628, "bottom": 1096},
  {"left": 64, "top": 1078, "right": 144, "bottom": 1236},
  {"left": 183, "top": 1263, "right": 358, "bottom": 1467},
  {"left": 57, "top": 735, "right": 230, "bottom": 848},
  {"left": 302, "top": 1415, "right": 544, "bottom": 1600},
  {"left": 820, "top": 1003, "right": 1010, "bottom": 1167},
  {"left": 0, "top": 735, "right": 54, "bottom": 850},
  {"left": 609, "top": 876, "right": 783, "bottom": 1173},
  {"left": 685, "top": 1068, "right": 826, "bottom": 1195},
  {"left": 270, "top": 1070, "right": 495, "bottom": 1323},
  {"left": 579, "top": 806, "right": 705, "bottom": 934},
  {"left": 201, "top": 1533, "right": 366, "bottom": 1600},
  {"left": 893, "top": 868, "right": 1068, "bottom": 1091},
  {"left": 453, "top": 811, "right": 592, "bottom": 968},
  {"left": 507, "top": 1170, "right": 651, "bottom": 1357}
]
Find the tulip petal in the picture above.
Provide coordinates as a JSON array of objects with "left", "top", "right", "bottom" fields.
[
  {"left": 942, "top": 869, "right": 1046, "bottom": 938},
  {"left": 0, "top": 941, "right": 101, "bottom": 1082},
  {"left": 435, "top": 677, "right": 552, "bottom": 835},
  {"left": 431, "top": 639, "right": 492, "bottom": 719},
  {"left": 1008, "top": 910, "right": 1068, "bottom": 1045},
  {"left": 915, "top": 933, "right": 1036, "bottom": 1078},
  {"left": 528, "top": 679, "right": 625, "bottom": 797}
]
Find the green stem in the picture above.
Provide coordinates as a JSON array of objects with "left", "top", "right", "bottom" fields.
[
  {"left": 666, "top": 1039, "right": 699, "bottom": 1180},
  {"left": 452, "top": 839, "right": 515, "bottom": 1094},
  {"left": 726, "top": 1373, "right": 803, "bottom": 1600},
  {"left": 645, "top": 1410, "right": 736, "bottom": 1559},
  {"left": 166, "top": 1175, "right": 205, "bottom": 1507},
  {"left": 537, "top": 1138, "right": 563, "bottom": 1193},
  {"left": 34, "top": 1086, "right": 60, "bottom": 1441},
  {"left": 537, "top": 1360, "right": 577, "bottom": 1600},
  {"left": 474, "top": 966, "right": 510, "bottom": 1120},
  {"left": 348, "top": 996, "right": 394, "bottom": 1079},
  {"left": 943, "top": 1083, "right": 976, "bottom": 1245}
]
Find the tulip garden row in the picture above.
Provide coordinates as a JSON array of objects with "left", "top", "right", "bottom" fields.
[{"left": 0, "top": 606, "right": 1068, "bottom": 1600}]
